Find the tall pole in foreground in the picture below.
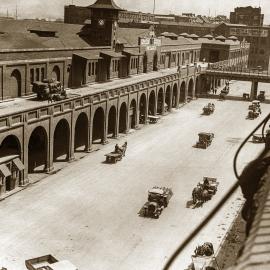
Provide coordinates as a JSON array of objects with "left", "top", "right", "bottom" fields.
[{"left": 153, "top": 0, "right": 156, "bottom": 15}]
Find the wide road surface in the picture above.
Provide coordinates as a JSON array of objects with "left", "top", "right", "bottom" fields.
[{"left": 0, "top": 98, "right": 268, "bottom": 270}]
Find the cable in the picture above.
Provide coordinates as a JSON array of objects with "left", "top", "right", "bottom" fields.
[
  {"left": 233, "top": 112, "right": 270, "bottom": 180},
  {"left": 163, "top": 112, "right": 270, "bottom": 270}
]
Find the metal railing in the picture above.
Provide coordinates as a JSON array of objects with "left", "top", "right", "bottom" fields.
[{"left": 163, "top": 112, "right": 270, "bottom": 269}]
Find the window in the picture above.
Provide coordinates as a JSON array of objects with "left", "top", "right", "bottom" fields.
[
  {"left": 41, "top": 68, "right": 45, "bottom": 81},
  {"left": 30, "top": 68, "right": 34, "bottom": 84},
  {"left": 36, "top": 68, "right": 40, "bottom": 81},
  {"left": 88, "top": 62, "right": 91, "bottom": 76},
  {"left": 91, "top": 62, "right": 95, "bottom": 75}
]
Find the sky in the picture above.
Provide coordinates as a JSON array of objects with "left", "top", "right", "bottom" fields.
[{"left": 0, "top": 0, "right": 269, "bottom": 23}]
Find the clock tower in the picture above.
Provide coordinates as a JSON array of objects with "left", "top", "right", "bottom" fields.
[{"left": 87, "top": 0, "right": 123, "bottom": 47}]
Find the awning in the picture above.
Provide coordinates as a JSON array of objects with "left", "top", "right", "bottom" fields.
[
  {"left": 100, "top": 51, "right": 125, "bottom": 58},
  {"left": 122, "top": 50, "right": 143, "bottom": 56},
  {"left": 73, "top": 52, "right": 102, "bottom": 60},
  {"left": 12, "top": 158, "right": 24, "bottom": 171},
  {"left": 0, "top": 164, "right": 11, "bottom": 178}
]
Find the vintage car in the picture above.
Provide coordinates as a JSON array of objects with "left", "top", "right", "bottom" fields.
[
  {"left": 257, "top": 91, "right": 265, "bottom": 102},
  {"left": 25, "top": 254, "right": 78, "bottom": 270},
  {"left": 248, "top": 100, "right": 261, "bottom": 110},
  {"left": 105, "top": 143, "right": 127, "bottom": 163},
  {"left": 141, "top": 187, "right": 173, "bottom": 218},
  {"left": 191, "top": 177, "right": 219, "bottom": 207},
  {"left": 202, "top": 103, "right": 215, "bottom": 115},
  {"left": 148, "top": 115, "right": 160, "bottom": 124},
  {"left": 252, "top": 129, "right": 270, "bottom": 143},
  {"left": 247, "top": 108, "right": 260, "bottom": 119},
  {"left": 32, "top": 79, "right": 67, "bottom": 101},
  {"left": 196, "top": 132, "right": 214, "bottom": 149}
]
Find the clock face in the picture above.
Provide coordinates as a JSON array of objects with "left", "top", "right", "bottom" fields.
[{"left": 98, "top": 19, "right": 105, "bottom": 26}]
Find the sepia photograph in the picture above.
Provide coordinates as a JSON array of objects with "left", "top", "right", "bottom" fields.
[{"left": 0, "top": 0, "right": 269, "bottom": 269}]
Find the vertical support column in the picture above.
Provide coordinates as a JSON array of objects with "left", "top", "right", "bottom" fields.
[
  {"left": 250, "top": 81, "right": 258, "bottom": 100},
  {"left": 168, "top": 87, "right": 173, "bottom": 112},
  {"left": 47, "top": 111, "right": 54, "bottom": 173},
  {"left": 69, "top": 109, "right": 75, "bottom": 162},
  {"left": 88, "top": 104, "right": 93, "bottom": 151},
  {"left": 102, "top": 104, "right": 108, "bottom": 145}
]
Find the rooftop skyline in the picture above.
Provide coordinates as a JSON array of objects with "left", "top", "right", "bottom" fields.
[{"left": 0, "top": 0, "right": 269, "bottom": 23}]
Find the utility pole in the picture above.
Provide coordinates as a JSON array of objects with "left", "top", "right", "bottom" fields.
[
  {"left": 15, "top": 4, "right": 18, "bottom": 20},
  {"left": 153, "top": 0, "right": 156, "bottom": 15}
]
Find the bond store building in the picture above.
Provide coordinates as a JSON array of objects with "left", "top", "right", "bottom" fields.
[{"left": 0, "top": 0, "right": 249, "bottom": 197}]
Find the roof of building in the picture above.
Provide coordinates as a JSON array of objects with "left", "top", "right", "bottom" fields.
[
  {"left": 88, "top": 0, "right": 123, "bottom": 10},
  {"left": 215, "top": 35, "right": 226, "bottom": 40},
  {"left": 0, "top": 19, "right": 90, "bottom": 50},
  {"left": 100, "top": 51, "right": 125, "bottom": 58},
  {"left": 73, "top": 52, "right": 102, "bottom": 60},
  {"left": 117, "top": 27, "right": 152, "bottom": 46}
]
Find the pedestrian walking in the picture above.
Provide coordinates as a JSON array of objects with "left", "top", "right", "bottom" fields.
[{"left": 214, "top": 88, "right": 217, "bottom": 94}]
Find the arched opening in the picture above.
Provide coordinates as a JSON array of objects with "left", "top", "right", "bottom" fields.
[
  {"left": 75, "top": 113, "right": 88, "bottom": 152},
  {"left": 172, "top": 84, "right": 178, "bottom": 108},
  {"left": 28, "top": 126, "right": 48, "bottom": 173},
  {"left": 143, "top": 53, "right": 148, "bottom": 73},
  {"left": 108, "top": 106, "right": 117, "bottom": 138},
  {"left": 157, "top": 88, "right": 164, "bottom": 114},
  {"left": 179, "top": 81, "right": 186, "bottom": 103},
  {"left": 129, "top": 99, "right": 137, "bottom": 129},
  {"left": 165, "top": 85, "right": 171, "bottom": 110},
  {"left": 92, "top": 107, "right": 105, "bottom": 143},
  {"left": 0, "top": 135, "right": 21, "bottom": 158},
  {"left": 153, "top": 52, "right": 158, "bottom": 71},
  {"left": 119, "top": 102, "right": 127, "bottom": 133},
  {"left": 52, "top": 65, "right": 61, "bottom": 82},
  {"left": 148, "top": 91, "right": 156, "bottom": 116},
  {"left": 10, "top": 69, "right": 22, "bottom": 98},
  {"left": 139, "top": 94, "right": 147, "bottom": 124},
  {"left": 53, "top": 119, "right": 70, "bottom": 161},
  {"left": 0, "top": 135, "right": 21, "bottom": 192},
  {"left": 188, "top": 79, "right": 194, "bottom": 97}
]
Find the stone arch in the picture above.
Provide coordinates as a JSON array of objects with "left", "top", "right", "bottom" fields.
[
  {"left": 10, "top": 69, "right": 22, "bottom": 98},
  {"left": 179, "top": 81, "right": 186, "bottom": 103},
  {"left": 148, "top": 90, "right": 156, "bottom": 116},
  {"left": 172, "top": 83, "right": 178, "bottom": 108},
  {"left": 0, "top": 135, "right": 22, "bottom": 192},
  {"left": 0, "top": 135, "right": 21, "bottom": 158},
  {"left": 139, "top": 93, "right": 147, "bottom": 124},
  {"left": 119, "top": 102, "right": 128, "bottom": 133},
  {"left": 157, "top": 88, "right": 164, "bottom": 114},
  {"left": 28, "top": 126, "right": 48, "bottom": 173},
  {"left": 108, "top": 105, "right": 117, "bottom": 138},
  {"left": 165, "top": 85, "right": 171, "bottom": 110},
  {"left": 53, "top": 119, "right": 70, "bottom": 161},
  {"left": 188, "top": 78, "right": 194, "bottom": 97},
  {"left": 75, "top": 113, "right": 88, "bottom": 152},
  {"left": 52, "top": 65, "right": 61, "bottom": 81},
  {"left": 129, "top": 99, "right": 137, "bottom": 129},
  {"left": 92, "top": 107, "right": 105, "bottom": 143}
]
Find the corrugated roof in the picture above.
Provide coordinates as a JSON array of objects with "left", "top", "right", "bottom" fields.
[
  {"left": 122, "top": 49, "right": 143, "bottom": 56},
  {"left": 100, "top": 51, "right": 125, "bottom": 58},
  {"left": 0, "top": 19, "right": 92, "bottom": 50},
  {"left": 117, "top": 27, "right": 151, "bottom": 46},
  {"left": 73, "top": 52, "right": 102, "bottom": 60}
]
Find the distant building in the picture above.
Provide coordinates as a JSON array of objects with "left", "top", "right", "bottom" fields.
[
  {"left": 230, "top": 6, "right": 264, "bottom": 26},
  {"left": 215, "top": 22, "right": 270, "bottom": 70}
]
